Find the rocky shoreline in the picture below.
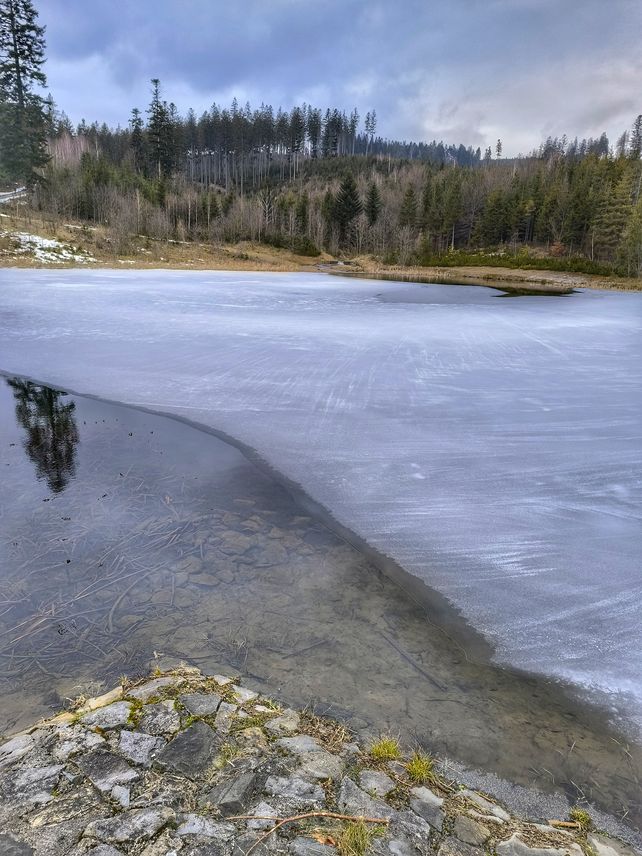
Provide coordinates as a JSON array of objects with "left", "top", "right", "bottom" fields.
[{"left": 0, "top": 665, "right": 639, "bottom": 856}]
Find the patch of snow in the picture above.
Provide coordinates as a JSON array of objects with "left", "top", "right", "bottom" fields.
[{"left": 0, "top": 230, "right": 96, "bottom": 264}]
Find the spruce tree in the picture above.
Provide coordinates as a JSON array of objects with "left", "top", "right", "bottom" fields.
[
  {"left": 629, "top": 114, "right": 642, "bottom": 160},
  {"left": 365, "top": 181, "right": 382, "bottom": 226},
  {"left": 0, "top": 0, "right": 48, "bottom": 184},
  {"left": 333, "top": 174, "right": 362, "bottom": 246},
  {"left": 129, "top": 108, "right": 146, "bottom": 173},
  {"left": 399, "top": 185, "right": 417, "bottom": 229}
]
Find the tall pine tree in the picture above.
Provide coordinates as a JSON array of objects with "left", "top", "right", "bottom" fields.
[
  {"left": 0, "top": 0, "right": 48, "bottom": 184},
  {"left": 333, "top": 174, "right": 362, "bottom": 246},
  {"left": 365, "top": 181, "right": 382, "bottom": 226}
]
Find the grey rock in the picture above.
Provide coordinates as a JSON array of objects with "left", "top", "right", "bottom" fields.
[
  {"left": 496, "top": 833, "right": 583, "bottom": 856},
  {"left": 0, "top": 833, "right": 34, "bottom": 855},
  {"left": 232, "top": 685, "right": 259, "bottom": 704},
  {"left": 84, "top": 847, "right": 124, "bottom": 856},
  {"left": 247, "top": 801, "right": 279, "bottom": 830},
  {"left": 127, "top": 677, "right": 175, "bottom": 702},
  {"left": 176, "top": 813, "right": 236, "bottom": 838},
  {"left": 111, "top": 784, "right": 131, "bottom": 808},
  {"left": 588, "top": 835, "right": 639, "bottom": 856},
  {"left": 290, "top": 838, "right": 338, "bottom": 856},
  {"left": 264, "top": 775, "right": 325, "bottom": 808},
  {"left": 215, "top": 702, "right": 238, "bottom": 734},
  {"left": 54, "top": 725, "right": 106, "bottom": 762},
  {"left": 82, "top": 701, "right": 133, "bottom": 730},
  {"left": 360, "top": 769, "right": 395, "bottom": 797},
  {"left": 276, "top": 735, "right": 320, "bottom": 755},
  {"left": 372, "top": 840, "right": 415, "bottom": 856},
  {"left": 453, "top": 815, "right": 490, "bottom": 846},
  {"left": 385, "top": 810, "right": 434, "bottom": 856},
  {"left": 0, "top": 734, "right": 35, "bottom": 770},
  {"left": 210, "top": 674, "right": 235, "bottom": 687},
  {"left": 206, "top": 771, "right": 258, "bottom": 815},
  {"left": 275, "top": 734, "right": 343, "bottom": 780},
  {"left": 118, "top": 729, "right": 165, "bottom": 767},
  {"left": 183, "top": 846, "right": 226, "bottom": 856},
  {"left": 338, "top": 777, "right": 397, "bottom": 820},
  {"left": 264, "top": 709, "right": 300, "bottom": 736},
  {"left": 438, "top": 838, "right": 486, "bottom": 856},
  {"left": 84, "top": 806, "right": 175, "bottom": 844},
  {"left": 232, "top": 832, "right": 274, "bottom": 856},
  {"left": 180, "top": 692, "right": 222, "bottom": 716},
  {"left": 75, "top": 749, "right": 138, "bottom": 793},
  {"left": 26, "top": 813, "right": 93, "bottom": 855},
  {"left": 299, "top": 750, "right": 344, "bottom": 781},
  {"left": 409, "top": 786, "right": 444, "bottom": 831},
  {"left": 5, "top": 764, "right": 63, "bottom": 805},
  {"left": 155, "top": 720, "right": 218, "bottom": 779},
  {"left": 460, "top": 790, "right": 510, "bottom": 822},
  {"left": 468, "top": 809, "right": 505, "bottom": 825},
  {"left": 138, "top": 700, "right": 181, "bottom": 737}
]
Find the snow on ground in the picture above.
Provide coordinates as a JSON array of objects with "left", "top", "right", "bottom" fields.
[
  {"left": 0, "top": 269, "right": 640, "bottom": 725},
  {"left": 0, "top": 230, "right": 96, "bottom": 264}
]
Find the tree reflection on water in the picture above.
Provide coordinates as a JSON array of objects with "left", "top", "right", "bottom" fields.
[{"left": 7, "top": 378, "right": 79, "bottom": 493}]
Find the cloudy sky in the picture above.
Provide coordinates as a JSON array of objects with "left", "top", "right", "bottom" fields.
[{"left": 37, "top": 0, "right": 641, "bottom": 156}]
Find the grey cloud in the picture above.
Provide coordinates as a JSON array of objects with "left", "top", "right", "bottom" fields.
[{"left": 37, "top": 0, "right": 642, "bottom": 153}]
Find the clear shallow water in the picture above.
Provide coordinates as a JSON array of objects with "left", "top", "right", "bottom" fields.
[
  {"left": 1, "top": 377, "right": 641, "bottom": 836},
  {"left": 0, "top": 269, "right": 640, "bottom": 722}
]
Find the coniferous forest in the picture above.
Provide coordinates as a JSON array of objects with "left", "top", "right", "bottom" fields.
[{"left": 1, "top": 0, "right": 641, "bottom": 276}]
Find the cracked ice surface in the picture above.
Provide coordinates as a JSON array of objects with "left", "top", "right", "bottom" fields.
[{"left": 0, "top": 269, "right": 640, "bottom": 718}]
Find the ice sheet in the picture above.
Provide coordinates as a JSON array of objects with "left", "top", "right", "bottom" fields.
[{"left": 0, "top": 269, "right": 640, "bottom": 718}]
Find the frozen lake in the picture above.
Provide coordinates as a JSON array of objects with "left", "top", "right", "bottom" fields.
[{"left": 0, "top": 269, "right": 640, "bottom": 726}]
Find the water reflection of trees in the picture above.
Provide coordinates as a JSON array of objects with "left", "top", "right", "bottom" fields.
[{"left": 7, "top": 378, "right": 79, "bottom": 493}]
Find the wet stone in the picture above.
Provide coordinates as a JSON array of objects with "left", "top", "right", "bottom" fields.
[
  {"left": 453, "top": 815, "right": 490, "bottom": 846},
  {"left": 360, "top": 769, "right": 395, "bottom": 797},
  {"left": 75, "top": 749, "right": 138, "bottom": 793},
  {"left": 138, "top": 701, "right": 181, "bottom": 737},
  {"left": 232, "top": 686, "right": 259, "bottom": 704},
  {"left": 205, "top": 770, "right": 258, "bottom": 815},
  {"left": 127, "top": 677, "right": 175, "bottom": 702},
  {"left": 83, "top": 806, "right": 175, "bottom": 844},
  {"left": 264, "top": 775, "right": 325, "bottom": 808},
  {"left": 154, "top": 720, "right": 218, "bottom": 779},
  {"left": 0, "top": 832, "right": 34, "bottom": 855},
  {"left": 338, "top": 777, "right": 397, "bottom": 820},
  {"left": 180, "top": 692, "right": 222, "bottom": 716},
  {"left": 82, "top": 702, "right": 133, "bottom": 731},
  {"left": 118, "top": 729, "right": 165, "bottom": 767},
  {"left": 290, "top": 838, "right": 338, "bottom": 856},
  {"left": 409, "top": 786, "right": 444, "bottom": 831}
]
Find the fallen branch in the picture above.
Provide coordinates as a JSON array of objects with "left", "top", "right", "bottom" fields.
[
  {"left": 226, "top": 811, "right": 390, "bottom": 856},
  {"left": 548, "top": 821, "right": 581, "bottom": 829}
]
